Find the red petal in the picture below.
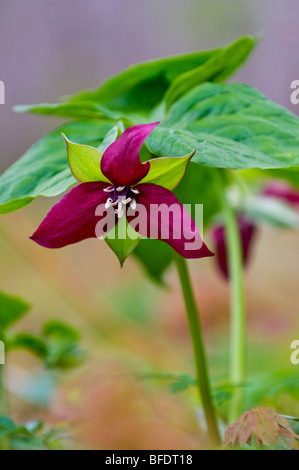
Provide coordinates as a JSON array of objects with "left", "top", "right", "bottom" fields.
[
  {"left": 263, "top": 181, "right": 299, "bottom": 206},
  {"left": 100, "top": 123, "right": 159, "bottom": 186},
  {"left": 127, "top": 183, "right": 214, "bottom": 259},
  {"left": 30, "top": 182, "right": 116, "bottom": 248},
  {"left": 212, "top": 215, "right": 256, "bottom": 279}
]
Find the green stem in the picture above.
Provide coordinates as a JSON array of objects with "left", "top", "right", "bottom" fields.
[
  {"left": 174, "top": 254, "right": 221, "bottom": 447},
  {"left": 219, "top": 177, "right": 246, "bottom": 423}
]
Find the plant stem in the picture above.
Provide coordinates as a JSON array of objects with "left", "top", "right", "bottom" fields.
[
  {"left": 220, "top": 179, "right": 247, "bottom": 423},
  {"left": 174, "top": 254, "right": 221, "bottom": 447}
]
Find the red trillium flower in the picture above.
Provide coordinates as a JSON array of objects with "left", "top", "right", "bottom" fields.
[
  {"left": 212, "top": 180, "right": 299, "bottom": 279},
  {"left": 211, "top": 215, "right": 256, "bottom": 280},
  {"left": 31, "top": 122, "right": 213, "bottom": 260},
  {"left": 262, "top": 181, "right": 299, "bottom": 207}
]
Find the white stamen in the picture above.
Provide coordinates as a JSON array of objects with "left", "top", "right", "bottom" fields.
[
  {"left": 105, "top": 198, "right": 112, "bottom": 209},
  {"left": 115, "top": 200, "right": 126, "bottom": 218},
  {"left": 123, "top": 197, "right": 132, "bottom": 204},
  {"left": 103, "top": 186, "right": 114, "bottom": 192},
  {"left": 104, "top": 186, "right": 139, "bottom": 218},
  {"left": 130, "top": 198, "right": 137, "bottom": 210},
  {"left": 131, "top": 187, "right": 140, "bottom": 194},
  {"left": 105, "top": 197, "right": 118, "bottom": 209}
]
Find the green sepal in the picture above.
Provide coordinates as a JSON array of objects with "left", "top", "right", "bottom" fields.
[
  {"left": 62, "top": 134, "right": 110, "bottom": 183},
  {"left": 139, "top": 151, "right": 195, "bottom": 190},
  {"left": 105, "top": 216, "right": 140, "bottom": 267}
]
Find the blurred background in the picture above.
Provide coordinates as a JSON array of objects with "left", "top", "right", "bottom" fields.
[{"left": 0, "top": 0, "right": 299, "bottom": 449}]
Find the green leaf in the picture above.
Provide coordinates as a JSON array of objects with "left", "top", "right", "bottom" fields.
[
  {"left": 164, "top": 35, "right": 257, "bottom": 108},
  {"left": 62, "top": 134, "right": 110, "bottom": 183},
  {"left": 0, "top": 120, "right": 114, "bottom": 214},
  {"left": 105, "top": 217, "right": 140, "bottom": 267},
  {"left": 139, "top": 151, "right": 195, "bottom": 190},
  {"left": 133, "top": 238, "right": 174, "bottom": 285},
  {"left": 69, "top": 36, "right": 255, "bottom": 117},
  {"left": 173, "top": 162, "right": 221, "bottom": 228},
  {"left": 11, "top": 333, "right": 47, "bottom": 358},
  {"left": 14, "top": 36, "right": 256, "bottom": 121},
  {"left": 14, "top": 101, "right": 106, "bottom": 120},
  {"left": 12, "top": 323, "right": 84, "bottom": 369},
  {"left": 0, "top": 291, "right": 30, "bottom": 329},
  {"left": 11, "top": 322, "right": 83, "bottom": 369},
  {"left": 146, "top": 82, "right": 299, "bottom": 171},
  {"left": 0, "top": 416, "right": 49, "bottom": 450},
  {"left": 97, "top": 122, "right": 124, "bottom": 153},
  {"left": 45, "top": 341, "right": 84, "bottom": 369},
  {"left": 43, "top": 320, "right": 84, "bottom": 369},
  {"left": 0, "top": 416, "right": 16, "bottom": 434},
  {"left": 169, "top": 375, "right": 197, "bottom": 394},
  {"left": 137, "top": 372, "right": 197, "bottom": 394},
  {"left": 43, "top": 320, "right": 80, "bottom": 342},
  {"left": 9, "top": 435, "right": 48, "bottom": 451}
]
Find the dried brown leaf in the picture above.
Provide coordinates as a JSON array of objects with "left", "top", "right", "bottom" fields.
[{"left": 223, "top": 407, "right": 299, "bottom": 450}]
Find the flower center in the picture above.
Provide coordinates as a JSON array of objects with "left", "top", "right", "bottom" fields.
[{"left": 103, "top": 185, "right": 139, "bottom": 218}]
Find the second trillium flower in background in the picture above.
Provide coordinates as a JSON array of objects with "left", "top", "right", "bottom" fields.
[
  {"left": 212, "top": 215, "right": 256, "bottom": 280},
  {"left": 31, "top": 122, "right": 213, "bottom": 260},
  {"left": 212, "top": 180, "right": 299, "bottom": 280}
]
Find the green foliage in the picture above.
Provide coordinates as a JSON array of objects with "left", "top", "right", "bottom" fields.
[
  {"left": 12, "top": 333, "right": 47, "bottom": 357},
  {"left": 42, "top": 320, "right": 84, "bottom": 369},
  {"left": 0, "top": 120, "right": 113, "bottom": 214},
  {"left": 15, "top": 36, "right": 256, "bottom": 121},
  {"left": 148, "top": 82, "right": 299, "bottom": 171},
  {"left": 0, "top": 290, "right": 30, "bottom": 330},
  {"left": 0, "top": 292, "right": 82, "bottom": 449},
  {"left": 11, "top": 320, "right": 84, "bottom": 369},
  {"left": 164, "top": 35, "right": 257, "bottom": 108},
  {"left": 2, "top": 34, "right": 299, "bottom": 282},
  {"left": 0, "top": 416, "right": 67, "bottom": 450},
  {"left": 133, "top": 238, "right": 174, "bottom": 285},
  {"left": 0, "top": 288, "right": 84, "bottom": 370}
]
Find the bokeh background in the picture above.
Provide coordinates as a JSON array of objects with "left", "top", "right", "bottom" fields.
[{"left": 0, "top": 0, "right": 299, "bottom": 449}]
